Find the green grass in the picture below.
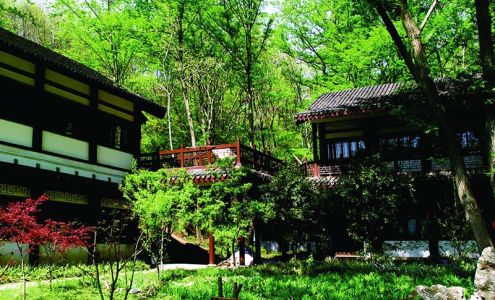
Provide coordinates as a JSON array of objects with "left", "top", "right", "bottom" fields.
[
  {"left": 0, "top": 261, "right": 149, "bottom": 284},
  {"left": 0, "top": 259, "right": 476, "bottom": 300}
]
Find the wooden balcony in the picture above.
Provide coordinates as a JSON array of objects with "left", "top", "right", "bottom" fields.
[
  {"left": 137, "top": 140, "right": 284, "bottom": 176},
  {"left": 304, "top": 155, "right": 486, "bottom": 178}
]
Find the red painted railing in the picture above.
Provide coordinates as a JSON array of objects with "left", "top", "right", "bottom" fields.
[
  {"left": 303, "top": 162, "right": 348, "bottom": 177},
  {"left": 137, "top": 140, "right": 284, "bottom": 175}
]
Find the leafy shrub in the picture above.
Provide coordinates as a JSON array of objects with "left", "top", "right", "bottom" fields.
[{"left": 337, "top": 155, "right": 415, "bottom": 253}]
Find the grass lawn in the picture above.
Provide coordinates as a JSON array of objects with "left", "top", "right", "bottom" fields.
[{"left": 0, "top": 259, "right": 476, "bottom": 299}]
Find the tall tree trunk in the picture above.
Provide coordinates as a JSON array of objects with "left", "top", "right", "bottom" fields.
[
  {"left": 245, "top": 24, "right": 256, "bottom": 148},
  {"left": 474, "top": 0, "right": 495, "bottom": 196},
  {"left": 167, "top": 89, "right": 174, "bottom": 150},
  {"left": 372, "top": 1, "right": 494, "bottom": 250},
  {"left": 177, "top": 1, "right": 196, "bottom": 147},
  {"left": 474, "top": 0, "right": 495, "bottom": 89}
]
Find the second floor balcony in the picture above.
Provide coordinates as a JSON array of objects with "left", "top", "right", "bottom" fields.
[
  {"left": 137, "top": 140, "right": 284, "bottom": 176},
  {"left": 303, "top": 154, "right": 486, "bottom": 178}
]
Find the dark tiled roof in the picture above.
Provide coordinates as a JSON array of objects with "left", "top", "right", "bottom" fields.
[
  {"left": 296, "top": 77, "right": 486, "bottom": 124},
  {"left": 296, "top": 82, "right": 404, "bottom": 123},
  {"left": 309, "top": 83, "right": 402, "bottom": 111},
  {"left": 0, "top": 27, "right": 165, "bottom": 117}
]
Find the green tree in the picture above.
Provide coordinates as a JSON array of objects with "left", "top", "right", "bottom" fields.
[
  {"left": 122, "top": 168, "right": 199, "bottom": 276},
  {"left": 0, "top": 0, "right": 55, "bottom": 45},
  {"left": 365, "top": 0, "right": 493, "bottom": 250},
  {"left": 53, "top": 0, "right": 147, "bottom": 85},
  {"left": 199, "top": 0, "right": 273, "bottom": 149},
  {"left": 196, "top": 161, "right": 272, "bottom": 262},
  {"left": 263, "top": 165, "right": 331, "bottom": 257},
  {"left": 337, "top": 156, "right": 414, "bottom": 253}
]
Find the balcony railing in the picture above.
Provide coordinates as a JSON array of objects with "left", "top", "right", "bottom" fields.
[
  {"left": 303, "top": 155, "right": 486, "bottom": 178},
  {"left": 137, "top": 140, "right": 284, "bottom": 175}
]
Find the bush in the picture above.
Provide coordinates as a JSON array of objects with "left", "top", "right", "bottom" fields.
[{"left": 337, "top": 155, "right": 415, "bottom": 253}]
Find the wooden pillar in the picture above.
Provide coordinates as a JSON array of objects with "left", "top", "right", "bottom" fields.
[
  {"left": 89, "top": 84, "right": 98, "bottom": 164},
  {"left": 312, "top": 123, "right": 319, "bottom": 161},
  {"left": 239, "top": 236, "right": 245, "bottom": 266},
  {"left": 207, "top": 147, "right": 212, "bottom": 165},
  {"left": 318, "top": 123, "right": 327, "bottom": 162},
  {"left": 313, "top": 162, "right": 320, "bottom": 177},
  {"left": 209, "top": 231, "right": 215, "bottom": 265},
  {"left": 32, "top": 64, "right": 45, "bottom": 151},
  {"left": 254, "top": 226, "right": 261, "bottom": 264},
  {"left": 198, "top": 147, "right": 204, "bottom": 166},
  {"left": 180, "top": 144, "right": 185, "bottom": 168}
]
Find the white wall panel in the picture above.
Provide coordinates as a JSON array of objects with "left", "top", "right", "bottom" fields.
[
  {"left": 97, "top": 146, "right": 133, "bottom": 170},
  {"left": 0, "top": 119, "right": 33, "bottom": 147},
  {"left": 42, "top": 131, "right": 89, "bottom": 160},
  {"left": 384, "top": 240, "right": 478, "bottom": 258}
]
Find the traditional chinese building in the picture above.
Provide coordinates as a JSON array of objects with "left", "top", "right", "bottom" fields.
[
  {"left": 0, "top": 28, "right": 165, "bottom": 263},
  {"left": 296, "top": 79, "right": 493, "bottom": 257}
]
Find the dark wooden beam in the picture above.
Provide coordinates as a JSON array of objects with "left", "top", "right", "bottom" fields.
[
  {"left": 89, "top": 84, "right": 98, "bottom": 163},
  {"left": 312, "top": 123, "right": 319, "bottom": 161},
  {"left": 32, "top": 63, "right": 44, "bottom": 151},
  {"left": 318, "top": 123, "right": 326, "bottom": 162}
]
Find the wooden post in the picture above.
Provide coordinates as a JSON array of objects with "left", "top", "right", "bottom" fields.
[
  {"left": 313, "top": 163, "right": 320, "bottom": 177},
  {"left": 217, "top": 277, "right": 223, "bottom": 298},
  {"left": 89, "top": 83, "right": 98, "bottom": 164},
  {"left": 32, "top": 64, "right": 45, "bottom": 152},
  {"left": 233, "top": 282, "right": 243, "bottom": 298},
  {"left": 254, "top": 225, "right": 261, "bottom": 265},
  {"left": 209, "top": 232, "right": 215, "bottom": 265},
  {"left": 180, "top": 144, "right": 185, "bottom": 168},
  {"left": 207, "top": 147, "right": 212, "bottom": 165},
  {"left": 199, "top": 147, "right": 204, "bottom": 166},
  {"left": 312, "top": 122, "right": 319, "bottom": 161},
  {"left": 239, "top": 236, "right": 245, "bottom": 266},
  {"left": 236, "top": 139, "right": 241, "bottom": 166}
]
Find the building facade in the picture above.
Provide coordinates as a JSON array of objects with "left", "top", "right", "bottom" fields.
[
  {"left": 296, "top": 80, "right": 493, "bottom": 257},
  {"left": 0, "top": 27, "right": 164, "bottom": 251}
]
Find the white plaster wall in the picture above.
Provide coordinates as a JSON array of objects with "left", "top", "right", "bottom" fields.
[
  {"left": 42, "top": 131, "right": 89, "bottom": 160},
  {"left": 97, "top": 146, "right": 133, "bottom": 170},
  {"left": 0, "top": 118, "right": 33, "bottom": 147},
  {"left": 384, "top": 241, "right": 430, "bottom": 257},
  {"left": 439, "top": 240, "right": 478, "bottom": 258},
  {"left": 384, "top": 240, "right": 478, "bottom": 258}
]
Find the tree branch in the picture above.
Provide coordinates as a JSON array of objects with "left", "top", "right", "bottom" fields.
[{"left": 419, "top": 0, "right": 439, "bottom": 32}]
